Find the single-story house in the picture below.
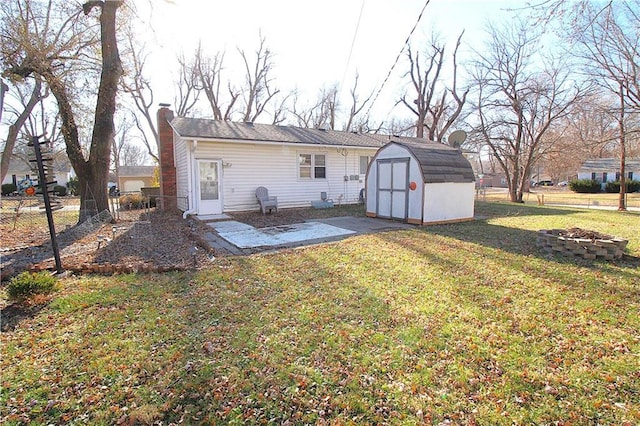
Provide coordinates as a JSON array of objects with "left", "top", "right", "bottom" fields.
[
  {"left": 577, "top": 158, "right": 639, "bottom": 187},
  {"left": 365, "top": 140, "right": 475, "bottom": 224},
  {"left": 477, "top": 172, "right": 508, "bottom": 188},
  {"left": 117, "top": 165, "right": 156, "bottom": 193},
  {"left": 157, "top": 106, "right": 474, "bottom": 219},
  {"left": 1, "top": 155, "right": 73, "bottom": 190}
]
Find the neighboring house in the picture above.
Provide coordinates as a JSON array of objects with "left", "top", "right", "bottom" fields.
[
  {"left": 477, "top": 172, "right": 508, "bottom": 188},
  {"left": 365, "top": 141, "right": 475, "bottom": 224},
  {"left": 117, "top": 166, "right": 156, "bottom": 193},
  {"left": 1, "top": 155, "right": 73, "bottom": 189},
  {"left": 158, "top": 106, "right": 472, "bottom": 218},
  {"left": 577, "top": 158, "right": 640, "bottom": 188}
]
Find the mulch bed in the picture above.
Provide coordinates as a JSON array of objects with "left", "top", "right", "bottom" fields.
[
  {"left": 1, "top": 205, "right": 365, "bottom": 281},
  {"left": 0, "top": 210, "right": 216, "bottom": 282}
]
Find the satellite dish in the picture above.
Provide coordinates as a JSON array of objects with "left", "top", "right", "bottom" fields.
[{"left": 448, "top": 130, "right": 467, "bottom": 148}]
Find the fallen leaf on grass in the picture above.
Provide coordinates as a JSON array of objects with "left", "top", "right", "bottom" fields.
[{"left": 203, "top": 341, "right": 215, "bottom": 354}]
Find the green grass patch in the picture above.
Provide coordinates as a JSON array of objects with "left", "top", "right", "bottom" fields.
[{"left": 1, "top": 203, "right": 639, "bottom": 424}]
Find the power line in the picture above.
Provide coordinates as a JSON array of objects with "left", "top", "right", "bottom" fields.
[
  {"left": 339, "top": 0, "right": 367, "bottom": 96},
  {"left": 365, "top": 0, "right": 431, "bottom": 119}
]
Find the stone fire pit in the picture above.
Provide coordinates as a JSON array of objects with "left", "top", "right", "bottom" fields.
[{"left": 537, "top": 228, "right": 628, "bottom": 261}]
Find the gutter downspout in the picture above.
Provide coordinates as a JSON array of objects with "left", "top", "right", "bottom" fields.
[{"left": 182, "top": 140, "right": 197, "bottom": 219}]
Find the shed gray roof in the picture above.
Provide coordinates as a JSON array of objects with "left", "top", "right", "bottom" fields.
[
  {"left": 579, "top": 158, "right": 640, "bottom": 172},
  {"left": 388, "top": 140, "right": 476, "bottom": 183},
  {"left": 170, "top": 117, "right": 426, "bottom": 148}
]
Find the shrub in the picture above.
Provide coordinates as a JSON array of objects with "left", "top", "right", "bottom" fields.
[
  {"left": 6, "top": 271, "right": 58, "bottom": 301},
  {"left": 2, "top": 183, "right": 17, "bottom": 196},
  {"left": 66, "top": 177, "right": 79, "bottom": 196},
  {"left": 53, "top": 185, "right": 67, "bottom": 196},
  {"left": 119, "top": 193, "right": 145, "bottom": 210},
  {"left": 569, "top": 179, "right": 601, "bottom": 193},
  {"left": 605, "top": 180, "right": 640, "bottom": 193}
]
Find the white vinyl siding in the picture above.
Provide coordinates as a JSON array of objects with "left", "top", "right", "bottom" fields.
[
  {"left": 187, "top": 140, "right": 377, "bottom": 212},
  {"left": 174, "top": 134, "right": 189, "bottom": 211}
]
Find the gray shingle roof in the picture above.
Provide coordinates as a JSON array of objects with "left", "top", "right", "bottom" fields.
[
  {"left": 118, "top": 166, "right": 156, "bottom": 177},
  {"left": 2, "top": 155, "right": 72, "bottom": 174},
  {"left": 389, "top": 140, "right": 476, "bottom": 183},
  {"left": 170, "top": 117, "right": 426, "bottom": 148},
  {"left": 579, "top": 158, "right": 640, "bottom": 172}
]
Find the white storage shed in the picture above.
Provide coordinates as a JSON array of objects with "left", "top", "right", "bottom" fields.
[{"left": 365, "top": 140, "right": 476, "bottom": 225}]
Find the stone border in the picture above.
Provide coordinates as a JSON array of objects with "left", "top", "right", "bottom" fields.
[
  {"left": 536, "top": 229, "right": 628, "bottom": 260},
  {"left": 28, "top": 262, "right": 189, "bottom": 275}
]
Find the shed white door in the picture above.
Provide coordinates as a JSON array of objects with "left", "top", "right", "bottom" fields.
[
  {"left": 196, "top": 160, "right": 222, "bottom": 215},
  {"left": 376, "top": 158, "right": 409, "bottom": 220}
]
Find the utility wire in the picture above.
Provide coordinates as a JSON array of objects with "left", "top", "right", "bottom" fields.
[
  {"left": 339, "top": 0, "right": 366, "bottom": 97},
  {"left": 364, "top": 0, "right": 431, "bottom": 119}
]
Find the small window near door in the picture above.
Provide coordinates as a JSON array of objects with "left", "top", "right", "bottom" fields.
[
  {"left": 298, "top": 153, "right": 326, "bottom": 179},
  {"left": 360, "top": 156, "right": 372, "bottom": 175}
]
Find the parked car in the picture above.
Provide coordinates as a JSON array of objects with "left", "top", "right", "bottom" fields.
[
  {"left": 535, "top": 180, "right": 554, "bottom": 186},
  {"left": 557, "top": 181, "right": 568, "bottom": 187}
]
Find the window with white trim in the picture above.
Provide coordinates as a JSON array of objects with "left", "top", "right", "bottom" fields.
[
  {"left": 298, "top": 153, "right": 326, "bottom": 179},
  {"left": 359, "top": 155, "right": 372, "bottom": 175}
]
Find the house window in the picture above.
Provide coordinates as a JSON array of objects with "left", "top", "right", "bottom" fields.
[
  {"left": 591, "top": 172, "right": 597, "bottom": 180},
  {"left": 298, "top": 153, "right": 326, "bottom": 179},
  {"left": 602, "top": 172, "right": 608, "bottom": 182},
  {"left": 616, "top": 172, "right": 620, "bottom": 181},
  {"left": 629, "top": 172, "right": 634, "bottom": 180},
  {"left": 359, "top": 156, "right": 372, "bottom": 175}
]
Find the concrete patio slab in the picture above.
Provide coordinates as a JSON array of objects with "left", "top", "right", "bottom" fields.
[
  {"left": 197, "top": 213, "right": 233, "bottom": 221},
  {"left": 207, "top": 220, "right": 356, "bottom": 249},
  {"left": 310, "top": 216, "right": 413, "bottom": 233},
  {"left": 207, "top": 220, "right": 254, "bottom": 233}
]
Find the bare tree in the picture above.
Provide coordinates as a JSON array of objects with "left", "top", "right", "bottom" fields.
[
  {"left": 540, "top": 93, "right": 619, "bottom": 182},
  {"left": 238, "top": 34, "right": 280, "bottom": 123},
  {"left": 400, "top": 32, "right": 469, "bottom": 141},
  {"left": 192, "top": 43, "right": 238, "bottom": 121},
  {"left": 343, "top": 73, "right": 375, "bottom": 132},
  {"left": 570, "top": 1, "right": 639, "bottom": 210},
  {"left": 121, "top": 29, "right": 159, "bottom": 162},
  {"left": 529, "top": 0, "right": 639, "bottom": 210},
  {"left": 111, "top": 114, "right": 128, "bottom": 179},
  {"left": 290, "top": 85, "right": 339, "bottom": 129},
  {"left": 0, "top": 79, "right": 47, "bottom": 182},
  {"left": 174, "top": 51, "right": 200, "bottom": 117},
  {"left": 2, "top": 0, "right": 123, "bottom": 221},
  {"left": 471, "top": 20, "right": 582, "bottom": 203},
  {"left": 269, "top": 93, "right": 290, "bottom": 125}
]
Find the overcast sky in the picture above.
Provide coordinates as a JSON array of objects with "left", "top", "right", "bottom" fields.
[{"left": 138, "top": 0, "right": 519, "bottom": 123}]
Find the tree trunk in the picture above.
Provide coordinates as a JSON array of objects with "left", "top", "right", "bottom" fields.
[
  {"left": 0, "top": 80, "right": 43, "bottom": 183},
  {"left": 79, "top": 0, "right": 123, "bottom": 222},
  {"left": 618, "top": 88, "right": 627, "bottom": 211}
]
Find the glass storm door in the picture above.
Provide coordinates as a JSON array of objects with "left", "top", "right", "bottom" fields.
[{"left": 196, "top": 160, "right": 222, "bottom": 214}]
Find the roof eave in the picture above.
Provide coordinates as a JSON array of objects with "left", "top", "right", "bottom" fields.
[{"left": 172, "top": 133, "right": 383, "bottom": 150}]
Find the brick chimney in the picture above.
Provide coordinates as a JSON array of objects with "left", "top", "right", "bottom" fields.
[{"left": 157, "top": 104, "right": 177, "bottom": 211}]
